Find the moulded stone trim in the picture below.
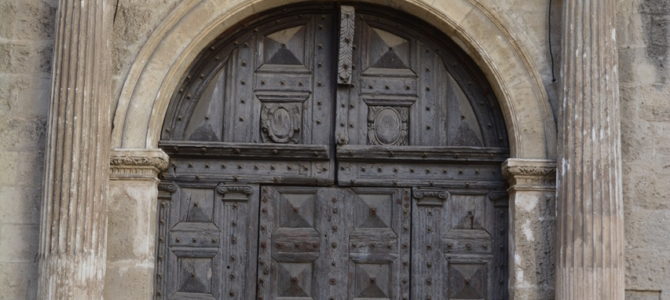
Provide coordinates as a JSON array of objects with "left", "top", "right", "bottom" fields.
[
  {"left": 111, "top": 0, "right": 557, "bottom": 160},
  {"left": 503, "top": 158, "right": 557, "bottom": 191},
  {"left": 109, "top": 148, "right": 169, "bottom": 181}
]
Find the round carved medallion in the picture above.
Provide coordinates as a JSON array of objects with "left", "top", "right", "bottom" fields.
[
  {"left": 368, "top": 106, "right": 408, "bottom": 145},
  {"left": 375, "top": 108, "right": 401, "bottom": 144}
]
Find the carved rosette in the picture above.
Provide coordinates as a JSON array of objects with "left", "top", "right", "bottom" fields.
[
  {"left": 502, "top": 159, "right": 556, "bottom": 191},
  {"left": 110, "top": 149, "right": 170, "bottom": 181}
]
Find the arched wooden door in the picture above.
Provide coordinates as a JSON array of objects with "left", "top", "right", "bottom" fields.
[{"left": 157, "top": 4, "right": 509, "bottom": 300}]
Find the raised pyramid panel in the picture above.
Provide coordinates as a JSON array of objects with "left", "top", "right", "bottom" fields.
[
  {"left": 448, "top": 262, "right": 487, "bottom": 299},
  {"left": 180, "top": 188, "right": 215, "bottom": 223},
  {"left": 262, "top": 25, "right": 306, "bottom": 66},
  {"left": 365, "top": 26, "right": 410, "bottom": 70},
  {"left": 353, "top": 193, "right": 393, "bottom": 229},
  {"left": 446, "top": 194, "right": 491, "bottom": 235},
  {"left": 177, "top": 257, "right": 213, "bottom": 294},
  {"left": 278, "top": 262, "right": 313, "bottom": 297},
  {"left": 353, "top": 263, "right": 391, "bottom": 299},
  {"left": 279, "top": 193, "right": 315, "bottom": 228}
]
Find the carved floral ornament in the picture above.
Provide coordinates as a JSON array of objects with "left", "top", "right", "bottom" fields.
[
  {"left": 110, "top": 155, "right": 169, "bottom": 170},
  {"left": 109, "top": 150, "right": 170, "bottom": 180},
  {"left": 501, "top": 159, "right": 556, "bottom": 189}
]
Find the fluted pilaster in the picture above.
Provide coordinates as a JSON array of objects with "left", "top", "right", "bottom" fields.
[
  {"left": 38, "top": 0, "right": 113, "bottom": 299},
  {"left": 557, "top": 0, "right": 624, "bottom": 299}
]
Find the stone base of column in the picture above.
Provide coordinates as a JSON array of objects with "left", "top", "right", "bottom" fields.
[{"left": 38, "top": 253, "right": 107, "bottom": 300}]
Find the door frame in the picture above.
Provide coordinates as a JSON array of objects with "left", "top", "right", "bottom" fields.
[{"left": 106, "top": 1, "right": 557, "bottom": 299}]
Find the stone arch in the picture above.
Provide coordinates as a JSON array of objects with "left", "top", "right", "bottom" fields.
[{"left": 111, "top": 0, "right": 556, "bottom": 159}]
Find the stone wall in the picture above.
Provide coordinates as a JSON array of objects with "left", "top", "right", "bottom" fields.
[
  {"left": 0, "top": 0, "right": 668, "bottom": 299},
  {"left": 0, "top": 0, "right": 56, "bottom": 299},
  {"left": 618, "top": 0, "right": 670, "bottom": 299}
]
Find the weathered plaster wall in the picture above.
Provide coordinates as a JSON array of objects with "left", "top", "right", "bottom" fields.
[
  {"left": 0, "top": 0, "right": 668, "bottom": 299},
  {"left": 0, "top": 0, "right": 56, "bottom": 299},
  {"left": 618, "top": 0, "right": 670, "bottom": 299}
]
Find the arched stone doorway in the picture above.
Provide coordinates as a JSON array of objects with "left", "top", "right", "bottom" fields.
[
  {"left": 156, "top": 4, "right": 509, "bottom": 299},
  {"left": 106, "top": 1, "right": 557, "bottom": 299}
]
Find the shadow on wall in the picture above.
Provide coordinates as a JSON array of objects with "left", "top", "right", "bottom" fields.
[{"left": 641, "top": 0, "right": 669, "bottom": 83}]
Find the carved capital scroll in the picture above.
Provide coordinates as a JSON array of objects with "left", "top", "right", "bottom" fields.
[
  {"left": 413, "top": 187, "right": 450, "bottom": 206},
  {"left": 216, "top": 184, "right": 254, "bottom": 201}
]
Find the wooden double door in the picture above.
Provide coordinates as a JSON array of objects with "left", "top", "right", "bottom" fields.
[
  {"left": 157, "top": 184, "right": 507, "bottom": 300},
  {"left": 157, "top": 4, "right": 509, "bottom": 299}
]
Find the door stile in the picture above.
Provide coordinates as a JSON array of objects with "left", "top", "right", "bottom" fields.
[{"left": 411, "top": 187, "right": 449, "bottom": 300}]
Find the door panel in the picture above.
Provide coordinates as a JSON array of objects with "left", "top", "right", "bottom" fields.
[
  {"left": 156, "top": 183, "right": 259, "bottom": 300},
  {"left": 258, "top": 186, "right": 410, "bottom": 300},
  {"left": 160, "top": 11, "right": 337, "bottom": 185},
  {"left": 411, "top": 188, "right": 508, "bottom": 300},
  {"left": 334, "top": 9, "right": 509, "bottom": 187}
]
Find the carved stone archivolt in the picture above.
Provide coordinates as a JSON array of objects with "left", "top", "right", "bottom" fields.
[{"left": 110, "top": 149, "right": 170, "bottom": 180}]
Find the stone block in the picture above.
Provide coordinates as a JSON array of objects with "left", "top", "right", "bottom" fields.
[
  {"left": 107, "top": 181, "right": 157, "bottom": 261},
  {"left": 104, "top": 261, "right": 155, "bottom": 300},
  {"left": 0, "top": 118, "right": 47, "bottom": 151},
  {"left": 0, "top": 186, "right": 41, "bottom": 224},
  {"left": 511, "top": 286, "right": 555, "bottom": 300},
  {"left": 625, "top": 207, "right": 670, "bottom": 249},
  {"left": 618, "top": 47, "right": 659, "bottom": 86},
  {"left": 0, "top": 151, "right": 44, "bottom": 186},
  {"left": 625, "top": 290, "right": 661, "bottom": 300},
  {"left": 0, "top": 74, "right": 51, "bottom": 120},
  {"left": 625, "top": 247, "right": 670, "bottom": 292},
  {"left": 0, "top": 1, "right": 16, "bottom": 40},
  {"left": 0, "top": 262, "right": 38, "bottom": 300},
  {"left": 6, "top": 42, "right": 53, "bottom": 74},
  {"left": 0, "top": 43, "right": 10, "bottom": 72},
  {"left": 0, "top": 223, "right": 39, "bottom": 262},
  {"left": 13, "top": 0, "right": 57, "bottom": 41}
]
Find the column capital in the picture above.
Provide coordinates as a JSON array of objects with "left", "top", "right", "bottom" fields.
[
  {"left": 110, "top": 148, "right": 169, "bottom": 181},
  {"left": 502, "top": 158, "right": 556, "bottom": 192}
]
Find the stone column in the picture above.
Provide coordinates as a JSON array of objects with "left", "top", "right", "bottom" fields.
[
  {"left": 503, "top": 159, "right": 556, "bottom": 300},
  {"left": 557, "top": 0, "right": 624, "bottom": 299},
  {"left": 105, "top": 149, "right": 168, "bottom": 300},
  {"left": 37, "top": 0, "right": 113, "bottom": 299}
]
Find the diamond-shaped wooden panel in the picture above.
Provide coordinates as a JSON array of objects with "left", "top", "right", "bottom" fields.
[
  {"left": 263, "top": 26, "right": 306, "bottom": 66},
  {"left": 367, "top": 27, "right": 409, "bottom": 70},
  {"left": 175, "top": 188, "right": 215, "bottom": 223},
  {"left": 448, "top": 262, "right": 487, "bottom": 299},
  {"left": 177, "top": 257, "right": 213, "bottom": 294},
  {"left": 353, "top": 193, "right": 393, "bottom": 229},
  {"left": 278, "top": 263, "right": 313, "bottom": 298},
  {"left": 279, "top": 192, "right": 316, "bottom": 228},
  {"left": 354, "top": 263, "right": 391, "bottom": 299}
]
